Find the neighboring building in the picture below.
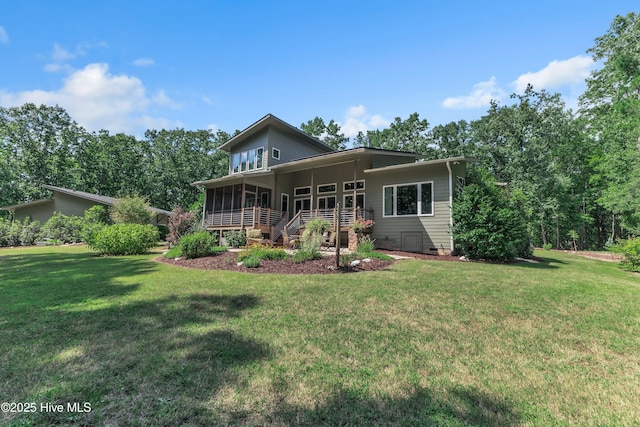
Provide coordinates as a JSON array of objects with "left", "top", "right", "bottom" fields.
[
  {"left": 1, "top": 185, "right": 171, "bottom": 225},
  {"left": 193, "top": 114, "right": 476, "bottom": 254}
]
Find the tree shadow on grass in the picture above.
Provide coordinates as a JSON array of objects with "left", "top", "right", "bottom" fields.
[
  {"left": 0, "top": 251, "right": 156, "bottom": 309},
  {"left": 259, "top": 385, "right": 522, "bottom": 426},
  {"left": 3, "top": 291, "right": 268, "bottom": 426}
]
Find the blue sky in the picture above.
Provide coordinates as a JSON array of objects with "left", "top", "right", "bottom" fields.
[{"left": 1, "top": 2, "right": 638, "bottom": 138}]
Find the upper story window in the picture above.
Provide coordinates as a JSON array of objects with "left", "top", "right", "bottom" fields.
[
  {"left": 317, "top": 183, "right": 336, "bottom": 194},
  {"left": 343, "top": 180, "right": 365, "bottom": 191},
  {"left": 272, "top": 147, "right": 281, "bottom": 160},
  {"left": 231, "top": 147, "right": 264, "bottom": 174}
]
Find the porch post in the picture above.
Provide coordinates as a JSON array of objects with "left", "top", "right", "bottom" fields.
[{"left": 310, "top": 167, "right": 315, "bottom": 211}]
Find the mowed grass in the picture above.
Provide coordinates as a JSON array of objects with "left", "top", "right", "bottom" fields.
[{"left": 1, "top": 246, "right": 639, "bottom": 426}]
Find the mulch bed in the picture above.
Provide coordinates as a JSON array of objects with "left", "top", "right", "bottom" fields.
[
  {"left": 158, "top": 251, "right": 398, "bottom": 274},
  {"left": 157, "top": 249, "right": 562, "bottom": 274}
]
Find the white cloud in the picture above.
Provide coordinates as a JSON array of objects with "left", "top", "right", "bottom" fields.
[
  {"left": 340, "top": 105, "right": 390, "bottom": 138},
  {"left": 513, "top": 55, "right": 594, "bottom": 93},
  {"left": 0, "top": 26, "right": 9, "bottom": 44},
  {"left": 44, "top": 42, "right": 107, "bottom": 73},
  {"left": 0, "top": 63, "right": 180, "bottom": 134},
  {"left": 442, "top": 76, "right": 505, "bottom": 109},
  {"left": 133, "top": 57, "right": 155, "bottom": 67}
]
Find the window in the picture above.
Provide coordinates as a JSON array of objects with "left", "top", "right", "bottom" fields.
[
  {"left": 256, "top": 148, "right": 264, "bottom": 169},
  {"left": 317, "top": 196, "right": 336, "bottom": 210},
  {"left": 383, "top": 182, "right": 433, "bottom": 217},
  {"left": 240, "top": 151, "right": 248, "bottom": 172},
  {"left": 295, "top": 198, "right": 311, "bottom": 212},
  {"left": 343, "top": 180, "right": 365, "bottom": 191},
  {"left": 230, "top": 147, "right": 264, "bottom": 174},
  {"left": 294, "top": 186, "right": 311, "bottom": 196},
  {"left": 344, "top": 193, "right": 365, "bottom": 209},
  {"left": 272, "top": 147, "right": 280, "bottom": 160},
  {"left": 232, "top": 153, "right": 240, "bottom": 174},
  {"left": 317, "top": 183, "right": 336, "bottom": 194}
]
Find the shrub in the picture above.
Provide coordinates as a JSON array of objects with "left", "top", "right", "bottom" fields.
[
  {"left": 451, "top": 172, "right": 531, "bottom": 261},
  {"left": 610, "top": 238, "right": 640, "bottom": 272},
  {"left": 1, "top": 218, "right": 22, "bottom": 246},
  {"left": 89, "top": 223, "right": 159, "bottom": 255},
  {"left": 179, "top": 231, "right": 218, "bottom": 259},
  {"left": 355, "top": 234, "right": 376, "bottom": 255},
  {"left": 110, "top": 195, "right": 154, "bottom": 224},
  {"left": 19, "top": 220, "right": 42, "bottom": 246},
  {"left": 167, "top": 206, "right": 198, "bottom": 247},
  {"left": 542, "top": 243, "right": 553, "bottom": 250},
  {"left": 164, "top": 246, "right": 183, "bottom": 259},
  {"left": 43, "top": 213, "right": 84, "bottom": 243},
  {"left": 84, "top": 205, "right": 111, "bottom": 225},
  {"left": 237, "top": 245, "right": 288, "bottom": 262},
  {"left": 242, "top": 254, "right": 261, "bottom": 268},
  {"left": 224, "top": 229, "right": 246, "bottom": 248},
  {"left": 157, "top": 225, "right": 169, "bottom": 241},
  {"left": 305, "top": 217, "right": 331, "bottom": 235}
]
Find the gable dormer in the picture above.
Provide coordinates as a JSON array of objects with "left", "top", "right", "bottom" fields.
[{"left": 219, "top": 114, "right": 336, "bottom": 175}]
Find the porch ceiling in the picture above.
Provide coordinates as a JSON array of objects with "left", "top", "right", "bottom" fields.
[{"left": 191, "top": 170, "right": 275, "bottom": 187}]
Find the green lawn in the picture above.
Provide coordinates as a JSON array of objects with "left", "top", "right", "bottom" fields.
[{"left": 1, "top": 246, "right": 639, "bottom": 426}]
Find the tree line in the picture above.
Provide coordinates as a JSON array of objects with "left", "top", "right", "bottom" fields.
[{"left": 2, "top": 12, "right": 639, "bottom": 250}]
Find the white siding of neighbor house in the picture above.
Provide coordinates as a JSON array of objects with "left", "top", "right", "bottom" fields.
[{"left": 366, "top": 162, "right": 453, "bottom": 253}]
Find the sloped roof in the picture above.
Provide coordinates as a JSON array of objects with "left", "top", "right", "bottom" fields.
[
  {"left": 218, "top": 113, "right": 336, "bottom": 153},
  {"left": 1, "top": 185, "right": 172, "bottom": 216}
]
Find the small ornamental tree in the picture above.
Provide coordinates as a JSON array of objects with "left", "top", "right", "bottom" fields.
[
  {"left": 451, "top": 171, "right": 531, "bottom": 261},
  {"left": 110, "top": 195, "right": 154, "bottom": 225},
  {"left": 167, "top": 206, "right": 198, "bottom": 247}
]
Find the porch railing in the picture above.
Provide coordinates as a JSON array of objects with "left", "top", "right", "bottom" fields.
[
  {"left": 284, "top": 207, "right": 373, "bottom": 238},
  {"left": 204, "top": 207, "right": 285, "bottom": 229}
]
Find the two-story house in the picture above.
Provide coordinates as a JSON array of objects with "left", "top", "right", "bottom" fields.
[{"left": 192, "top": 114, "right": 476, "bottom": 254}]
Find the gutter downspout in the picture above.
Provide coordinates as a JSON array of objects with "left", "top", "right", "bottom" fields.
[{"left": 446, "top": 161, "right": 454, "bottom": 253}]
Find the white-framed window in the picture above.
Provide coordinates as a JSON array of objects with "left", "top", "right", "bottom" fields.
[
  {"left": 317, "top": 183, "right": 337, "bottom": 194},
  {"left": 317, "top": 196, "right": 336, "bottom": 210},
  {"left": 294, "top": 198, "right": 311, "bottom": 212},
  {"left": 231, "top": 147, "right": 264, "bottom": 174},
  {"left": 343, "top": 180, "right": 365, "bottom": 191},
  {"left": 383, "top": 181, "right": 433, "bottom": 217},
  {"left": 294, "top": 186, "right": 311, "bottom": 197},
  {"left": 272, "top": 147, "right": 280, "bottom": 160},
  {"left": 344, "top": 193, "right": 365, "bottom": 209},
  {"left": 281, "top": 193, "right": 289, "bottom": 213}
]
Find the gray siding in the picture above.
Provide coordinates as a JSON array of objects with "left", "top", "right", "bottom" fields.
[
  {"left": 277, "top": 160, "right": 371, "bottom": 211},
  {"left": 52, "top": 192, "right": 99, "bottom": 217},
  {"left": 228, "top": 129, "right": 269, "bottom": 174},
  {"left": 13, "top": 201, "right": 55, "bottom": 223},
  {"left": 366, "top": 163, "right": 453, "bottom": 254},
  {"left": 267, "top": 127, "right": 332, "bottom": 166}
]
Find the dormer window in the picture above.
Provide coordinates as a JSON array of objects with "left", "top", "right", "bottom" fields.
[{"left": 231, "top": 147, "right": 264, "bottom": 174}]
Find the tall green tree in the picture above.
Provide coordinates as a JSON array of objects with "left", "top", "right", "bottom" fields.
[
  {"left": 429, "top": 119, "right": 475, "bottom": 158},
  {"left": 0, "top": 103, "right": 87, "bottom": 205},
  {"left": 354, "top": 113, "right": 436, "bottom": 156},
  {"left": 76, "top": 131, "right": 152, "bottom": 197},
  {"left": 471, "top": 87, "right": 596, "bottom": 248},
  {"left": 300, "top": 117, "right": 349, "bottom": 150},
  {"left": 146, "top": 128, "right": 229, "bottom": 210},
  {"left": 580, "top": 12, "right": 640, "bottom": 237}
]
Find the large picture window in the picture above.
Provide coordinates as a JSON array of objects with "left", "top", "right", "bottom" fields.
[
  {"left": 231, "top": 147, "right": 264, "bottom": 174},
  {"left": 383, "top": 182, "right": 433, "bottom": 217}
]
